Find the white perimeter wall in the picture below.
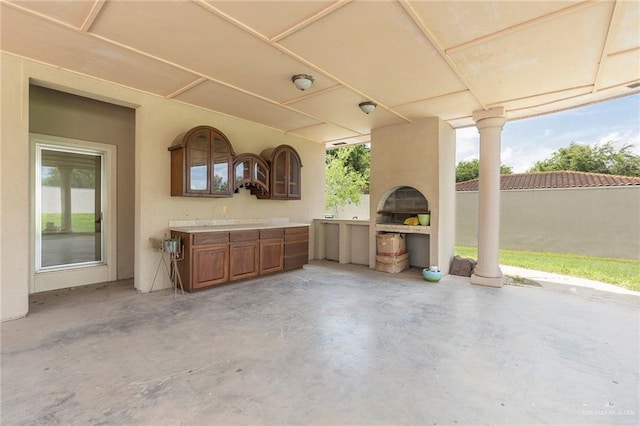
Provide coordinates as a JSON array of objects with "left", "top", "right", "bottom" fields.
[
  {"left": 1, "top": 53, "right": 325, "bottom": 321},
  {"left": 41, "top": 187, "right": 95, "bottom": 213},
  {"left": 339, "top": 188, "right": 640, "bottom": 260},
  {"left": 456, "top": 187, "right": 640, "bottom": 259}
]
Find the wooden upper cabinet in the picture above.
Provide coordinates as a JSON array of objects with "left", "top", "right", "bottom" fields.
[
  {"left": 233, "top": 153, "right": 269, "bottom": 197},
  {"left": 260, "top": 145, "right": 302, "bottom": 200},
  {"left": 169, "top": 126, "right": 236, "bottom": 197}
]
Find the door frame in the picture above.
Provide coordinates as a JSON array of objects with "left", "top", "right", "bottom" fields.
[{"left": 30, "top": 133, "right": 118, "bottom": 293}]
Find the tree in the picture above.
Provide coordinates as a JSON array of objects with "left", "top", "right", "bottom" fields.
[
  {"left": 325, "top": 146, "right": 368, "bottom": 216},
  {"left": 326, "top": 144, "right": 370, "bottom": 192},
  {"left": 528, "top": 142, "right": 640, "bottom": 176},
  {"left": 455, "top": 159, "right": 513, "bottom": 182},
  {"left": 41, "top": 167, "right": 96, "bottom": 188}
]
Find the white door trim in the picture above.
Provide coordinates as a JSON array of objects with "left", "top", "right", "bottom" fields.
[{"left": 30, "top": 133, "right": 117, "bottom": 293}]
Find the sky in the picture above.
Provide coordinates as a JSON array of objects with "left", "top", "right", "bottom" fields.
[{"left": 455, "top": 93, "right": 640, "bottom": 173}]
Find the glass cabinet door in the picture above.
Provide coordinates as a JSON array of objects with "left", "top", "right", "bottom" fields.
[
  {"left": 273, "top": 150, "right": 287, "bottom": 197},
  {"left": 288, "top": 153, "right": 300, "bottom": 198},
  {"left": 266, "top": 145, "right": 302, "bottom": 200},
  {"left": 211, "top": 132, "right": 232, "bottom": 195},
  {"left": 232, "top": 154, "right": 269, "bottom": 196},
  {"left": 255, "top": 160, "right": 268, "bottom": 188},
  {"left": 235, "top": 159, "right": 250, "bottom": 184},
  {"left": 186, "top": 129, "right": 210, "bottom": 193}
]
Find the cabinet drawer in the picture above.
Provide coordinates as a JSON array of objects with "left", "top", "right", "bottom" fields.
[
  {"left": 285, "top": 226, "right": 308, "bottom": 236},
  {"left": 260, "top": 228, "right": 284, "bottom": 239},
  {"left": 230, "top": 230, "right": 259, "bottom": 242},
  {"left": 284, "top": 241, "right": 308, "bottom": 257},
  {"left": 193, "top": 232, "right": 229, "bottom": 245},
  {"left": 285, "top": 232, "right": 308, "bottom": 243}
]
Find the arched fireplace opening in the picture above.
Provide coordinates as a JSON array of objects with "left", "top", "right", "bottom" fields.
[
  {"left": 376, "top": 186, "right": 429, "bottom": 224},
  {"left": 375, "top": 186, "right": 431, "bottom": 268}
]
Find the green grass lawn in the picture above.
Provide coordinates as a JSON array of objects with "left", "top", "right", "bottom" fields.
[
  {"left": 41, "top": 213, "right": 96, "bottom": 233},
  {"left": 455, "top": 246, "right": 640, "bottom": 292}
]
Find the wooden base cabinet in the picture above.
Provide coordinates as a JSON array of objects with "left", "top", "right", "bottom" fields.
[
  {"left": 193, "top": 244, "right": 229, "bottom": 288},
  {"left": 173, "top": 230, "right": 230, "bottom": 291},
  {"left": 172, "top": 226, "right": 308, "bottom": 292},
  {"left": 260, "top": 239, "right": 284, "bottom": 274},
  {"left": 230, "top": 233, "right": 260, "bottom": 281},
  {"left": 259, "top": 228, "right": 284, "bottom": 274},
  {"left": 284, "top": 227, "right": 309, "bottom": 271}
]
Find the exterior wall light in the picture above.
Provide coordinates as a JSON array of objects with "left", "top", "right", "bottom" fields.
[
  {"left": 291, "top": 74, "right": 314, "bottom": 91},
  {"left": 359, "top": 101, "right": 377, "bottom": 114}
]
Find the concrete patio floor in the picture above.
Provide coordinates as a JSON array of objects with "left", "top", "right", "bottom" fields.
[{"left": 2, "top": 260, "right": 638, "bottom": 425}]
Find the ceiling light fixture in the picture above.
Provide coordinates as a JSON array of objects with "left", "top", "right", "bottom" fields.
[
  {"left": 291, "top": 74, "right": 314, "bottom": 91},
  {"left": 359, "top": 101, "right": 377, "bottom": 114}
]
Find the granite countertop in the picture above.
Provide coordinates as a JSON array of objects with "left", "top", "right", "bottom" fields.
[
  {"left": 170, "top": 222, "right": 310, "bottom": 233},
  {"left": 315, "top": 218, "right": 370, "bottom": 224}
]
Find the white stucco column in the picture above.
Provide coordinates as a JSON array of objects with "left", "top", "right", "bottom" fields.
[
  {"left": 59, "top": 167, "right": 73, "bottom": 233},
  {"left": 471, "top": 107, "right": 506, "bottom": 288}
]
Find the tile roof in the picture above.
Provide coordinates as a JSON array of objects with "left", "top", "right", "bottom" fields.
[{"left": 456, "top": 171, "right": 640, "bottom": 192}]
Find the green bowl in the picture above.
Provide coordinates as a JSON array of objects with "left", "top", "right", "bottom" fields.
[{"left": 417, "top": 214, "right": 430, "bottom": 226}]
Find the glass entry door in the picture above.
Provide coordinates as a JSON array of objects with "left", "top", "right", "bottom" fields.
[
  {"left": 37, "top": 148, "right": 103, "bottom": 269},
  {"left": 32, "top": 135, "right": 117, "bottom": 293}
]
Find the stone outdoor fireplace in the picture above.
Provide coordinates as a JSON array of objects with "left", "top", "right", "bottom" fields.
[{"left": 368, "top": 118, "right": 456, "bottom": 273}]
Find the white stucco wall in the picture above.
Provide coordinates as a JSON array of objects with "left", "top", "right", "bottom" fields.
[
  {"left": 1, "top": 54, "right": 30, "bottom": 321},
  {"left": 1, "top": 53, "right": 325, "bottom": 321},
  {"left": 437, "top": 119, "right": 457, "bottom": 271},
  {"left": 456, "top": 187, "right": 640, "bottom": 259}
]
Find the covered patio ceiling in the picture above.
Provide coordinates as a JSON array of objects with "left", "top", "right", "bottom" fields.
[{"left": 2, "top": 0, "right": 639, "bottom": 148}]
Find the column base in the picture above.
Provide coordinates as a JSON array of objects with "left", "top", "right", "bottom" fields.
[{"left": 470, "top": 273, "right": 503, "bottom": 288}]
